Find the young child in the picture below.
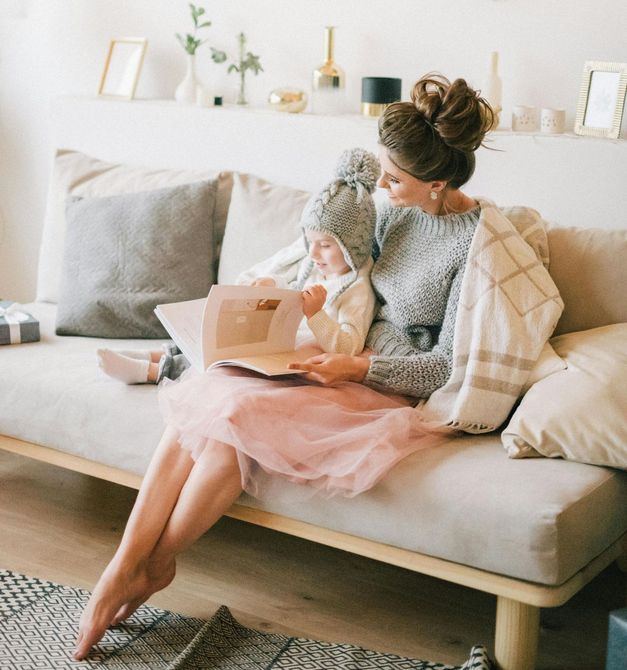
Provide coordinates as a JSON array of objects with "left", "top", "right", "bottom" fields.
[{"left": 97, "top": 147, "right": 380, "bottom": 383}]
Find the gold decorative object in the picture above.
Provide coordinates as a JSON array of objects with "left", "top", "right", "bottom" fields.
[
  {"left": 311, "top": 26, "right": 346, "bottom": 114},
  {"left": 312, "top": 26, "right": 344, "bottom": 91},
  {"left": 268, "top": 88, "right": 308, "bottom": 113},
  {"left": 360, "top": 77, "right": 402, "bottom": 118}
]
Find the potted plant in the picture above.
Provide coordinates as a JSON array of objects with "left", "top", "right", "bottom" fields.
[
  {"left": 174, "top": 3, "right": 216, "bottom": 104},
  {"left": 212, "top": 32, "right": 263, "bottom": 105}
]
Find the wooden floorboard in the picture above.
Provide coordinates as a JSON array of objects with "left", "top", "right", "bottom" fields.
[{"left": 0, "top": 450, "right": 623, "bottom": 668}]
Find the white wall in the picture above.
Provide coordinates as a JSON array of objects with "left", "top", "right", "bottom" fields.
[{"left": 1, "top": 0, "right": 626, "bottom": 300}]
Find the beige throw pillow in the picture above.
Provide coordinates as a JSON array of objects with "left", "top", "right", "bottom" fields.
[
  {"left": 217, "top": 173, "right": 311, "bottom": 285},
  {"left": 502, "top": 323, "right": 627, "bottom": 469},
  {"left": 36, "top": 149, "right": 233, "bottom": 303},
  {"left": 521, "top": 341, "right": 567, "bottom": 394}
]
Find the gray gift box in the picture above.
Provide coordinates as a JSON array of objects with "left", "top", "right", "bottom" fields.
[{"left": 0, "top": 300, "right": 40, "bottom": 345}]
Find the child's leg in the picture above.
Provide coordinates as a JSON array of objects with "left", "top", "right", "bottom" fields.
[
  {"left": 97, "top": 349, "right": 150, "bottom": 384},
  {"left": 154, "top": 351, "right": 191, "bottom": 383},
  {"left": 110, "top": 349, "right": 152, "bottom": 361},
  {"left": 97, "top": 350, "right": 164, "bottom": 384}
]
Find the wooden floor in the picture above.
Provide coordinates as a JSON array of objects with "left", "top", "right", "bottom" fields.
[{"left": 0, "top": 450, "right": 623, "bottom": 669}]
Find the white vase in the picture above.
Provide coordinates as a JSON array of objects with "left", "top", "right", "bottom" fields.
[
  {"left": 175, "top": 53, "right": 199, "bottom": 104},
  {"left": 484, "top": 51, "right": 502, "bottom": 128}
]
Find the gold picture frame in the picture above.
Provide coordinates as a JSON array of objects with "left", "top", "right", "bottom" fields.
[
  {"left": 574, "top": 61, "right": 627, "bottom": 139},
  {"left": 98, "top": 38, "right": 148, "bottom": 100}
]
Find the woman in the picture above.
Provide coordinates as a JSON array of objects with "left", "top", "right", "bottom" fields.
[{"left": 74, "top": 73, "right": 495, "bottom": 660}]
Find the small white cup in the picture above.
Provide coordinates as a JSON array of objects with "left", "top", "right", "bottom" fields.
[
  {"left": 196, "top": 86, "right": 214, "bottom": 107},
  {"left": 540, "top": 108, "right": 566, "bottom": 134},
  {"left": 512, "top": 105, "right": 538, "bottom": 132}
]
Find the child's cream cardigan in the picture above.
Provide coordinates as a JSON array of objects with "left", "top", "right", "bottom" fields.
[{"left": 236, "top": 238, "right": 376, "bottom": 356}]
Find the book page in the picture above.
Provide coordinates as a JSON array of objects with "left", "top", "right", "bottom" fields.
[
  {"left": 154, "top": 298, "right": 206, "bottom": 370},
  {"left": 201, "top": 285, "right": 305, "bottom": 370},
  {"left": 210, "top": 345, "right": 322, "bottom": 376}
]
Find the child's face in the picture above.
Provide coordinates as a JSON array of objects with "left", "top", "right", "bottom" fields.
[{"left": 305, "top": 230, "right": 351, "bottom": 279}]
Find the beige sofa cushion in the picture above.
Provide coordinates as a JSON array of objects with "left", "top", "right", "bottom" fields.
[
  {"left": 36, "top": 149, "right": 233, "bottom": 303},
  {"left": 548, "top": 225, "right": 627, "bottom": 335},
  {"left": 3, "top": 303, "right": 627, "bottom": 587},
  {"left": 502, "top": 324, "right": 627, "bottom": 468},
  {"left": 217, "top": 173, "right": 311, "bottom": 285}
]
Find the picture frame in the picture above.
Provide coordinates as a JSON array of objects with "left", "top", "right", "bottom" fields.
[
  {"left": 574, "top": 60, "right": 627, "bottom": 139},
  {"left": 98, "top": 38, "right": 148, "bottom": 100}
]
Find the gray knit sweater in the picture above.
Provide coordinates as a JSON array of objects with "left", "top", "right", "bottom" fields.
[{"left": 365, "top": 203, "right": 481, "bottom": 399}]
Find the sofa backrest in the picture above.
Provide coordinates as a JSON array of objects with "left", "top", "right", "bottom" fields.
[{"left": 548, "top": 225, "right": 627, "bottom": 335}]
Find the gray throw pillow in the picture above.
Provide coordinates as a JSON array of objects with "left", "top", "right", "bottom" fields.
[{"left": 56, "top": 180, "right": 217, "bottom": 338}]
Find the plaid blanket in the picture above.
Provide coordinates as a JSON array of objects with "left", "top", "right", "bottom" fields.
[{"left": 417, "top": 199, "right": 564, "bottom": 433}]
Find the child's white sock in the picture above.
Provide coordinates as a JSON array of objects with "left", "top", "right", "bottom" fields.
[
  {"left": 111, "top": 349, "right": 152, "bottom": 361},
  {"left": 97, "top": 349, "right": 150, "bottom": 384}
]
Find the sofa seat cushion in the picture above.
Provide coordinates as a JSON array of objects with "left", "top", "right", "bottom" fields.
[{"left": 2, "top": 303, "right": 627, "bottom": 586}]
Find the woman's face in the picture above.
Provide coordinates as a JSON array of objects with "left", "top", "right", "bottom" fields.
[{"left": 376, "top": 147, "right": 441, "bottom": 208}]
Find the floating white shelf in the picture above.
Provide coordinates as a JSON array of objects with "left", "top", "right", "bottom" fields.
[{"left": 52, "top": 96, "right": 627, "bottom": 230}]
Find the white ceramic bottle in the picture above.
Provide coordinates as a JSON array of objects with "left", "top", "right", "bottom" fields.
[{"left": 484, "top": 51, "right": 502, "bottom": 128}]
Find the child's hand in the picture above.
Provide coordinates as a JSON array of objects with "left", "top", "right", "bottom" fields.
[
  {"left": 302, "top": 284, "right": 327, "bottom": 318},
  {"left": 251, "top": 277, "right": 276, "bottom": 287}
]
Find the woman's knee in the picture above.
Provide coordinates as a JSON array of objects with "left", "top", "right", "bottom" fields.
[{"left": 197, "top": 439, "right": 240, "bottom": 473}]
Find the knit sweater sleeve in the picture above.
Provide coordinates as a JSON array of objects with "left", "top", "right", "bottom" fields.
[
  {"left": 306, "top": 272, "right": 376, "bottom": 355},
  {"left": 364, "top": 267, "right": 464, "bottom": 398}
]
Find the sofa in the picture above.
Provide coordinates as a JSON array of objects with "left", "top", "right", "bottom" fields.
[{"left": 2, "top": 107, "right": 627, "bottom": 670}]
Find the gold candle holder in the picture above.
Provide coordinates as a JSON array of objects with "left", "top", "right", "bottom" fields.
[{"left": 361, "top": 77, "right": 402, "bottom": 118}]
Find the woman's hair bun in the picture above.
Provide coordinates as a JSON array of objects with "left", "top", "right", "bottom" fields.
[
  {"left": 411, "top": 73, "right": 495, "bottom": 152},
  {"left": 335, "top": 147, "right": 380, "bottom": 193}
]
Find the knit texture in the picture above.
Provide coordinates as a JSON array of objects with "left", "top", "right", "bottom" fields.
[
  {"left": 365, "top": 203, "right": 481, "bottom": 398},
  {"left": 296, "top": 148, "right": 379, "bottom": 304}
]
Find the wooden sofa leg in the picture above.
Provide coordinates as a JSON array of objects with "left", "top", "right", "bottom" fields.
[{"left": 494, "top": 596, "right": 540, "bottom": 670}]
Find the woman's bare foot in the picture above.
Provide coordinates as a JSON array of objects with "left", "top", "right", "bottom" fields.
[
  {"left": 73, "top": 559, "right": 154, "bottom": 660},
  {"left": 110, "top": 556, "right": 176, "bottom": 626}
]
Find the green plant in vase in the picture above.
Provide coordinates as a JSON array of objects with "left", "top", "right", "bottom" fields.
[
  {"left": 212, "top": 32, "right": 263, "bottom": 105},
  {"left": 176, "top": 3, "right": 213, "bottom": 55},
  {"left": 174, "top": 3, "right": 219, "bottom": 103}
]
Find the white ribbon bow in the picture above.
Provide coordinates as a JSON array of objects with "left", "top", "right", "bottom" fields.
[{"left": 0, "top": 302, "right": 29, "bottom": 323}]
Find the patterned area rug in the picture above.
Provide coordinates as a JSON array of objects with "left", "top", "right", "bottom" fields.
[{"left": 0, "top": 569, "right": 494, "bottom": 669}]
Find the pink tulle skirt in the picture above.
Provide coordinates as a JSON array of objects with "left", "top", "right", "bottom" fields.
[{"left": 158, "top": 366, "right": 444, "bottom": 499}]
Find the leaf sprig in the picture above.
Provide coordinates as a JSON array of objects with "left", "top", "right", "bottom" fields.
[
  {"left": 208, "top": 33, "right": 262, "bottom": 71},
  {"left": 209, "top": 32, "right": 263, "bottom": 104},
  {"left": 175, "top": 3, "right": 213, "bottom": 55}
]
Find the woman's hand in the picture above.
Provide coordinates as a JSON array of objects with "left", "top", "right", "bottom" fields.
[
  {"left": 288, "top": 353, "right": 370, "bottom": 385},
  {"left": 302, "top": 284, "right": 327, "bottom": 318},
  {"left": 251, "top": 277, "right": 276, "bottom": 287}
]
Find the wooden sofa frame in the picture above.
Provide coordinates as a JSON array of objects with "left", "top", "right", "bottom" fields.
[{"left": 3, "top": 434, "right": 625, "bottom": 670}]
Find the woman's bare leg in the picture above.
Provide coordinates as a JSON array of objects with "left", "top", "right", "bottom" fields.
[
  {"left": 74, "top": 435, "right": 242, "bottom": 660},
  {"left": 74, "top": 426, "right": 193, "bottom": 659},
  {"left": 110, "top": 440, "right": 243, "bottom": 625}
]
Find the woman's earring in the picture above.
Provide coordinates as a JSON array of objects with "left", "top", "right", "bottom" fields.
[{"left": 430, "top": 191, "right": 438, "bottom": 200}]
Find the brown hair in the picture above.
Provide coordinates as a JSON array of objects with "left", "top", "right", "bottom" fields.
[{"left": 378, "top": 73, "right": 495, "bottom": 189}]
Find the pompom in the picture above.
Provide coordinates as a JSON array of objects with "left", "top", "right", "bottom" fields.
[{"left": 335, "top": 148, "right": 380, "bottom": 193}]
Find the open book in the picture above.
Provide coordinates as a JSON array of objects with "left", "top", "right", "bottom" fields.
[{"left": 154, "top": 285, "right": 320, "bottom": 376}]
